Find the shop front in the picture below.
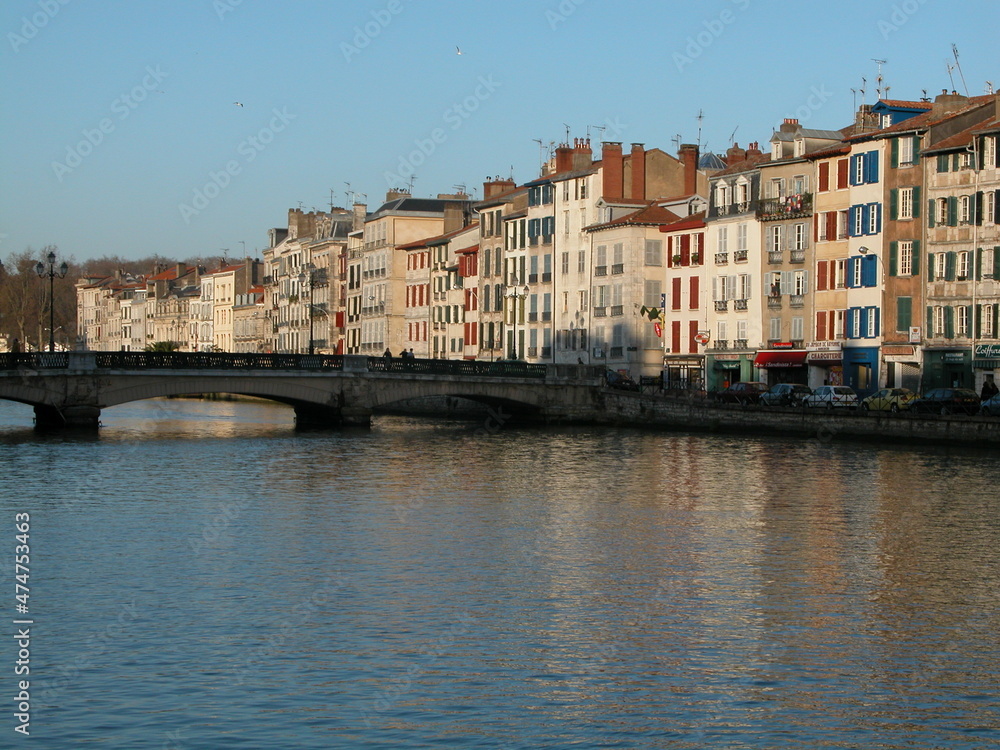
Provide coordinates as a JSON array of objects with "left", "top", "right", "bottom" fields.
[
  {"left": 972, "top": 343, "right": 1000, "bottom": 392},
  {"left": 842, "top": 346, "right": 880, "bottom": 397},
  {"left": 663, "top": 355, "right": 704, "bottom": 391},
  {"left": 806, "top": 344, "right": 842, "bottom": 388},
  {"left": 881, "top": 345, "right": 922, "bottom": 391},
  {"left": 752, "top": 346, "right": 808, "bottom": 386},
  {"left": 707, "top": 353, "right": 751, "bottom": 390},
  {"left": 923, "top": 348, "right": 972, "bottom": 390}
]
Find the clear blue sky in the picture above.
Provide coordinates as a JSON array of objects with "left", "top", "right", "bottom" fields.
[{"left": 1, "top": 0, "right": 996, "bottom": 264}]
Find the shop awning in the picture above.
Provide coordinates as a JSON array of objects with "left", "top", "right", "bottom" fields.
[{"left": 753, "top": 350, "right": 808, "bottom": 368}]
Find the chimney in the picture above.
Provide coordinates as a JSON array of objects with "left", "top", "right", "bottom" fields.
[
  {"left": 483, "top": 177, "right": 516, "bottom": 200},
  {"left": 780, "top": 117, "right": 800, "bottom": 133},
  {"left": 572, "top": 137, "right": 593, "bottom": 170},
  {"left": 174, "top": 262, "right": 187, "bottom": 279},
  {"left": 746, "top": 141, "right": 763, "bottom": 158},
  {"left": 630, "top": 143, "right": 646, "bottom": 200},
  {"left": 352, "top": 202, "right": 367, "bottom": 232},
  {"left": 601, "top": 142, "right": 623, "bottom": 201},
  {"left": 385, "top": 188, "right": 410, "bottom": 202},
  {"left": 555, "top": 143, "right": 574, "bottom": 173},
  {"left": 725, "top": 142, "right": 747, "bottom": 166},
  {"left": 931, "top": 89, "right": 969, "bottom": 117},
  {"left": 678, "top": 143, "right": 699, "bottom": 196}
]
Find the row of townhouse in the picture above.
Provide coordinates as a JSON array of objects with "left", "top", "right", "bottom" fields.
[
  {"left": 699, "top": 90, "right": 1000, "bottom": 395},
  {"left": 76, "top": 260, "right": 264, "bottom": 352},
  {"left": 75, "top": 89, "right": 1000, "bottom": 395}
]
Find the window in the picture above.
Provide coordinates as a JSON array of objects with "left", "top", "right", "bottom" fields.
[
  {"left": 736, "top": 182, "right": 749, "bottom": 208},
  {"left": 769, "top": 317, "right": 781, "bottom": 341},
  {"left": 853, "top": 207, "right": 865, "bottom": 237},
  {"left": 933, "top": 306, "right": 945, "bottom": 337},
  {"left": 792, "top": 223, "right": 807, "bottom": 251},
  {"left": 957, "top": 251, "right": 970, "bottom": 280},
  {"left": 644, "top": 280, "right": 662, "bottom": 308},
  {"left": 818, "top": 213, "right": 828, "bottom": 242},
  {"left": 935, "top": 253, "right": 947, "bottom": 279},
  {"left": 792, "top": 175, "right": 808, "bottom": 195},
  {"left": 716, "top": 183, "right": 731, "bottom": 208},
  {"left": 767, "top": 226, "right": 783, "bottom": 253},
  {"left": 577, "top": 250, "right": 586, "bottom": 274},
  {"left": 739, "top": 274, "right": 751, "bottom": 300},
  {"left": 852, "top": 258, "right": 863, "bottom": 288},
  {"left": 988, "top": 191, "right": 997, "bottom": 224},
  {"left": 937, "top": 198, "right": 948, "bottom": 224},
  {"left": 644, "top": 240, "right": 663, "bottom": 266},
  {"left": 899, "top": 137, "right": 914, "bottom": 165},
  {"left": 984, "top": 137, "right": 997, "bottom": 169},
  {"left": 957, "top": 305, "right": 969, "bottom": 337},
  {"left": 793, "top": 270, "right": 807, "bottom": 296},
  {"left": 868, "top": 203, "right": 880, "bottom": 235},
  {"left": 718, "top": 321, "right": 727, "bottom": 342},
  {"left": 737, "top": 319, "right": 748, "bottom": 341},
  {"left": 718, "top": 226, "right": 728, "bottom": 253},
  {"left": 770, "top": 178, "right": 786, "bottom": 199},
  {"left": 899, "top": 187, "right": 914, "bottom": 219},
  {"left": 737, "top": 223, "right": 748, "bottom": 251},
  {"left": 791, "top": 316, "right": 804, "bottom": 341},
  {"left": 983, "top": 304, "right": 995, "bottom": 337},
  {"left": 899, "top": 240, "right": 913, "bottom": 276},
  {"left": 834, "top": 310, "right": 845, "bottom": 339},
  {"left": 561, "top": 252, "right": 569, "bottom": 275},
  {"left": 579, "top": 290, "right": 588, "bottom": 312},
  {"left": 867, "top": 307, "right": 878, "bottom": 337},
  {"left": 851, "top": 308, "right": 862, "bottom": 338},
  {"left": 960, "top": 195, "right": 971, "bottom": 224}
]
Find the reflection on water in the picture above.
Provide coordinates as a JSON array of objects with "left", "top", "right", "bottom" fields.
[{"left": 0, "top": 398, "right": 998, "bottom": 749}]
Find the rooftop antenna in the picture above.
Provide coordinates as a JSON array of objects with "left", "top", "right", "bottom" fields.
[
  {"left": 860, "top": 77, "right": 867, "bottom": 105},
  {"left": 453, "top": 183, "right": 467, "bottom": 196},
  {"left": 728, "top": 126, "right": 738, "bottom": 147},
  {"left": 532, "top": 138, "right": 545, "bottom": 171},
  {"left": 589, "top": 124, "right": 606, "bottom": 142},
  {"left": 851, "top": 88, "right": 857, "bottom": 112},
  {"left": 988, "top": 81, "right": 995, "bottom": 95},
  {"left": 563, "top": 123, "right": 571, "bottom": 144},
  {"left": 345, "top": 181, "right": 354, "bottom": 206},
  {"left": 329, "top": 188, "right": 335, "bottom": 212},
  {"left": 671, "top": 133, "right": 682, "bottom": 151},
  {"left": 921, "top": 89, "right": 929, "bottom": 102},
  {"left": 873, "top": 58, "right": 887, "bottom": 98},
  {"left": 509, "top": 165, "right": 515, "bottom": 181},
  {"left": 952, "top": 44, "right": 969, "bottom": 96},
  {"left": 696, "top": 109, "right": 704, "bottom": 150},
  {"left": 946, "top": 62, "right": 957, "bottom": 92},
  {"left": 406, "top": 174, "right": 416, "bottom": 193}
]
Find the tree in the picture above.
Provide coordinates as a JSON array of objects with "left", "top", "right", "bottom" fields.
[{"left": 144, "top": 340, "right": 180, "bottom": 352}]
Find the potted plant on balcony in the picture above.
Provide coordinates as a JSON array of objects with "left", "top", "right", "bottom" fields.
[
  {"left": 691, "top": 252, "right": 701, "bottom": 264},
  {"left": 672, "top": 254, "right": 682, "bottom": 265}
]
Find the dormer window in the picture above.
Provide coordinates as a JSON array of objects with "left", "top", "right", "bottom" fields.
[
  {"left": 794, "top": 139, "right": 805, "bottom": 157},
  {"left": 772, "top": 141, "right": 781, "bottom": 159}
]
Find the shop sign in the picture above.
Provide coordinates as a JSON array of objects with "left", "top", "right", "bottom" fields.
[
  {"left": 943, "top": 352, "right": 965, "bottom": 363},
  {"left": 770, "top": 341, "right": 794, "bottom": 349},
  {"left": 807, "top": 351, "right": 842, "bottom": 362},
  {"left": 713, "top": 354, "right": 740, "bottom": 361},
  {"left": 974, "top": 343, "right": 1000, "bottom": 358}
]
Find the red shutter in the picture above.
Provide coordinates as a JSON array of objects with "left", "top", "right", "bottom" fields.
[
  {"left": 671, "top": 320, "right": 681, "bottom": 353},
  {"left": 816, "top": 311, "right": 827, "bottom": 340},
  {"left": 837, "top": 158, "right": 849, "bottom": 189},
  {"left": 826, "top": 211, "right": 837, "bottom": 241},
  {"left": 814, "top": 213, "right": 819, "bottom": 242},
  {"left": 689, "top": 320, "right": 699, "bottom": 354},
  {"left": 829, "top": 263, "right": 836, "bottom": 290},
  {"left": 689, "top": 276, "right": 699, "bottom": 309},
  {"left": 819, "top": 162, "right": 830, "bottom": 192},
  {"left": 672, "top": 277, "right": 681, "bottom": 310},
  {"left": 680, "top": 235, "right": 691, "bottom": 265},
  {"left": 828, "top": 310, "right": 836, "bottom": 339},
  {"left": 667, "top": 236, "right": 674, "bottom": 267},
  {"left": 817, "top": 261, "right": 828, "bottom": 290}
]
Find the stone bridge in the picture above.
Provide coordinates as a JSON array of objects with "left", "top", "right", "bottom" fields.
[{"left": 0, "top": 352, "right": 608, "bottom": 428}]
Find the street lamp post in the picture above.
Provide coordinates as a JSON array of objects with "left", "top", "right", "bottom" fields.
[
  {"left": 505, "top": 278, "right": 529, "bottom": 360},
  {"left": 36, "top": 251, "right": 68, "bottom": 352},
  {"left": 297, "top": 269, "right": 315, "bottom": 355}
]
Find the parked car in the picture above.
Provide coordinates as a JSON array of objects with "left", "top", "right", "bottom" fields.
[
  {"left": 980, "top": 393, "right": 1000, "bottom": 416},
  {"left": 860, "top": 387, "right": 918, "bottom": 413},
  {"left": 714, "top": 381, "right": 769, "bottom": 405},
  {"left": 760, "top": 383, "right": 812, "bottom": 407},
  {"left": 604, "top": 369, "right": 640, "bottom": 391},
  {"left": 802, "top": 385, "right": 859, "bottom": 410},
  {"left": 910, "top": 388, "right": 981, "bottom": 416}
]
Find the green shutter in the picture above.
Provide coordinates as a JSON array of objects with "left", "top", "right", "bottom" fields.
[
  {"left": 977, "top": 248, "right": 984, "bottom": 280},
  {"left": 913, "top": 186, "right": 921, "bottom": 217},
  {"left": 911, "top": 240, "right": 920, "bottom": 275},
  {"left": 952, "top": 153, "right": 960, "bottom": 171},
  {"left": 897, "top": 296, "right": 912, "bottom": 330},
  {"left": 890, "top": 189, "right": 898, "bottom": 220},
  {"left": 927, "top": 306, "right": 934, "bottom": 337},
  {"left": 975, "top": 191, "right": 984, "bottom": 225},
  {"left": 966, "top": 306, "right": 974, "bottom": 338},
  {"left": 927, "top": 252, "right": 935, "bottom": 281},
  {"left": 912, "top": 135, "right": 921, "bottom": 164},
  {"left": 945, "top": 251, "right": 956, "bottom": 281},
  {"left": 889, "top": 241, "right": 899, "bottom": 275},
  {"left": 891, "top": 138, "right": 899, "bottom": 168},
  {"left": 994, "top": 247, "right": 1000, "bottom": 280},
  {"left": 976, "top": 304, "right": 983, "bottom": 338},
  {"left": 945, "top": 306, "right": 954, "bottom": 339},
  {"left": 948, "top": 196, "right": 958, "bottom": 226},
  {"left": 927, "top": 199, "right": 935, "bottom": 227},
  {"left": 937, "top": 154, "right": 948, "bottom": 172}
]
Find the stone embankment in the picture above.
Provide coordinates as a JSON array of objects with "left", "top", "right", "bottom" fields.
[{"left": 585, "top": 391, "right": 1000, "bottom": 447}]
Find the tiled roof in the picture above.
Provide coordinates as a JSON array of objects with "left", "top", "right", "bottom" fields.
[
  {"left": 849, "top": 95, "right": 994, "bottom": 140},
  {"left": 876, "top": 99, "right": 934, "bottom": 110},
  {"left": 455, "top": 244, "right": 478, "bottom": 255},
  {"left": 660, "top": 211, "right": 707, "bottom": 232},
  {"left": 922, "top": 120, "right": 984, "bottom": 153},
  {"left": 396, "top": 223, "right": 477, "bottom": 250},
  {"left": 585, "top": 203, "right": 680, "bottom": 232},
  {"left": 711, "top": 152, "right": 770, "bottom": 177}
]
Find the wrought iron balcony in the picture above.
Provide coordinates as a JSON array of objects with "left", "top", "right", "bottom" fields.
[
  {"left": 768, "top": 251, "right": 783, "bottom": 264},
  {"left": 715, "top": 300, "right": 729, "bottom": 312},
  {"left": 733, "top": 299, "right": 748, "bottom": 311},
  {"left": 790, "top": 249, "right": 806, "bottom": 263},
  {"left": 610, "top": 305, "right": 623, "bottom": 317},
  {"left": 734, "top": 249, "right": 748, "bottom": 263},
  {"left": 767, "top": 296, "right": 782, "bottom": 309},
  {"left": 789, "top": 294, "right": 805, "bottom": 307},
  {"left": 593, "top": 307, "right": 607, "bottom": 317},
  {"left": 594, "top": 266, "right": 608, "bottom": 277},
  {"left": 733, "top": 339, "right": 748, "bottom": 349},
  {"left": 757, "top": 193, "right": 813, "bottom": 221},
  {"left": 715, "top": 252, "right": 729, "bottom": 265},
  {"left": 611, "top": 264, "right": 624, "bottom": 275}
]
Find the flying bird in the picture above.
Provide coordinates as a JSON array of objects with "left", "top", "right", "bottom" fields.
[
  {"left": 233, "top": 102, "right": 244, "bottom": 107},
  {"left": 455, "top": 46, "right": 463, "bottom": 55}
]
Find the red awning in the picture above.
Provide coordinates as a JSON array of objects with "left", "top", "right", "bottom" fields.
[{"left": 753, "top": 350, "right": 808, "bottom": 368}]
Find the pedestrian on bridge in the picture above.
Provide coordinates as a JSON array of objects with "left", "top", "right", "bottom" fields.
[{"left": 383, "top": 348, "right": 392, "bottom": 358}]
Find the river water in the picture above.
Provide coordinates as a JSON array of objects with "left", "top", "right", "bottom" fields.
[{"left": 1, "top": 398, "right": 998, "bottom": 748}]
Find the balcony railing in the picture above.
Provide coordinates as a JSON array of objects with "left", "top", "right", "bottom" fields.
[
  {"left": 708, "top": 199, "right": 759, "bottom": 219},
  {"left": 790, "top": 249, "right": 806, "bottom": 263},
  {"left": 593, "top": 307, "right": 607, "bottom": 317},
  {"left": 610, "top": 305, "right": 623, "bottom": 316},
  {"left": 767, "top": 296, "right": 782, "bottom": 309},
  {"left": 595, "top": 266, "right": 608, "bottom": 276},
  {"left": 611, "top": 264, "right": 624, "bottom": 275},
  {"left": 757, "top": 193, "right": 813, "bottom": 221},
  {"left": 789, "top": 294, "right": 805, "bottom": 307},
  {"left": 733, "top": 299, "right": 748, "bottom": 311},
  {"left": 733, "top": 339, "right": 748, "bottom": 349},
  {"left": 714, "top": 340, "right": 729, "bottom": 350},
  {"left": 715, "top": 300, "right": 729, "bottom": 312},
  {"left": 768, "top": 251, "right": 783, "bottom": 264},
  {"left": 734, "top": 249, "right": 748, "bottom": 262},
  {"left": 715, "top": 252, "right": 729, "bottom": 265},
  {"left": 610, "top": 346, "right": 623, "bottom": 358}
]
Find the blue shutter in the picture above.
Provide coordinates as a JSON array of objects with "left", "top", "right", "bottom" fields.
[
  {"left": 846, "top": 257, "right": 857, "bottom": 288},
  {"left": 848, "top": 206, "right": 858, "bottom": 237},
  {"left": 861, "top": 204, "right": 871, "bottom": 236},
  {"left": 862, "top": 254, "right": 878, "bottom": 287},
  {"left": 846, "top": 307, "right": 855, "bottom": 338},
  {"left": 859, "top": 307, "right": 869, "bottom": 337},
  {"left": 849, "top": 155, "right": 860, "bottom": 186},
  {"left": 870, "top": 306, "right": 880, "bottom": 337},
  {"left": 873, "top": 202, "right": 882, "bottom": 234}
]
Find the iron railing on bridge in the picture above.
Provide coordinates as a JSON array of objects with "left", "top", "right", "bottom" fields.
[
  {"left": 0, "top": 353, "right": 70, "bottom": 369},
  {"left": 367, "top": 357, "right": 547, "bottom": 379},
  {"left": 91, "top": 352, "right": 345, "bottom": 370}
]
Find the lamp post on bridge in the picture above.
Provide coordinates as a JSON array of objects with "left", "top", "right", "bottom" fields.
[
  {"left": 505, "top": 278, "right": 529, "bottom": 360},
  {"left": 35, "top": 251, "right": 69, "bottom": 352}
]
